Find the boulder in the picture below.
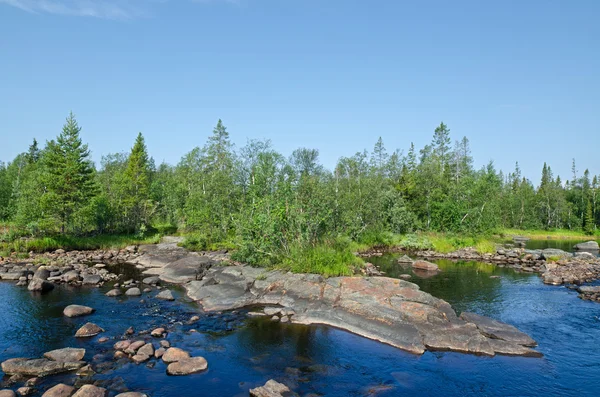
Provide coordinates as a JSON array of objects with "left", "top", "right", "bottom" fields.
[
  {"left": 249, "top": 380, "right": 297, "bottom": 397},
  {"left": 0, "top": 391, "right": 16, "bottom": 397},
  {"left": 72, "top": 385, "right": 107, "bottom": 397},
  {"left": 124, "top": 341, "right": 145, "bottom": 354},
  {"left": 27, "top": 279, "right": 54, "bottom": 292},
  {"left": 82, "top": 275, "right": 102, "bottom": 285},
  {"left": 43, "top": 348, "right": 86, "bottom": 362},
  {"left": 41, "top": 384, "right": 75, "bottom": 397},
  {"left": 142, "top": 276, "right": 160, "bottom": 285},
  {"left": 166, "top": 357, "right": 208, "bottom": 375},
  {"left": 137, "top": 343, "right": 154, "bottom": 357},
  {"left": 115, "top": 394, "right": 148, "bottom": 397},
  {"left": 574, "top": 241, "right": 599, "bottom": 251},
  {"left": 74, "top": 323, "right": 104, "bottom": 338},
  {"left": 16, "top": 387, "right": 33, "bottom": 396},
  {"left": 1, "top": 358, "right": 84, "bottom": 377},
  {"left": 125, "top": 288, "right": 141, "bottom": 297},
  {"left": 161, "top": 348, "right": 190, "bottom": 363},
  {"left": 63, "top": 305, "right": 95, "bottom": 318},
  {"left": 577, "top": 286, "right": 600, "bottom": 294},
  {"left": 155, "top": 290, "right": 174, "bottom": 301},
  {"left": 105, "top": 289, "right": 122, "bottom": 297},
  {"left": 151, "top": 328, "right": 165, "bottom": 337},
  {"left": 396, "top": 255, "right": 413, "bottom": 265},
  {"left": 411, "top": 260, "right": 439, "bottom": 272}
]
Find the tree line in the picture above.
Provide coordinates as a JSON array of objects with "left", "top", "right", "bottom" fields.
[{"left": 0, "top": 114, "right": 598, "bottom": 264}]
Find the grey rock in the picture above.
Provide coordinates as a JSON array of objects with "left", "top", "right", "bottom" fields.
[
  {"left": 574, "top": 241, "right": 599, "bottom": 251},
  {"left": 396, "top": 255, "right": 413, "bottom": 264},
  {"left": 27, "top": 278, "right": 54, "bottom": 292},
  {"left": 161, "top": 348, "right": 190, "bottom": 363},
  {"left": 156, "top": 290, "right": 174, "bottom": 301},
  {"left": 125, "top": 288, "right": 141, "bottom": 296},
  {"left": 115, "top": 393, "right": 148, "bottom": 397},
  {"left": 1, "top": 358, "right": 84, "bottom": 377},
  {"left": 0, "top": 391, "right": 16, "bottom": 397},
  {"left": 142, "top": 276, "right": 160, "bottom": 285},
  {"left": 82, "top": 275, "right": 102, "bottom": 285},
  {"left": 63, "top": 305, "right": 95, "bottom": 318},
  {"left": 577, "top": 285, "right": 600, "bottom": 293},
  {"left": 105, "top": 289, "right": 122, "bottom": 297}
]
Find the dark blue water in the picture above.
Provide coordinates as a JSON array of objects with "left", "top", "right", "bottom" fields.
[{"left": 1, "top": 259, "right": 600, "bottom": 396}]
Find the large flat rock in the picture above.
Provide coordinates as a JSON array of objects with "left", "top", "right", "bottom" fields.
[
  {"left": 184, "top": 265, "right": 541, "bottom": 357},
  {"left": 1, "top": 358, "right": 84, "bottom": 377}
]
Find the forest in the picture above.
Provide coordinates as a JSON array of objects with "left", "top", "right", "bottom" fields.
[{"left": 0, "top": 114, "right": 598, "bottom": 274}]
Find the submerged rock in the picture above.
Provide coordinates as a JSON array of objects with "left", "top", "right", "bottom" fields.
[
  {"left": 114, "top": 393, "right": 148, "bottom": 397},
  {"left": 166, "top": 357, "right": 208, "bottom": 375},
  {"left": 63, "top": 305, "right": 95, "bottom": 318},
  {"left": 250, "top": 380, "right": 297, "bottom": 397},
  {"left": 459, "top": 312, "right": 537, "bottom": 347},
  {"left": 41, "top": 384, "right": 75, "bottom": 397}
]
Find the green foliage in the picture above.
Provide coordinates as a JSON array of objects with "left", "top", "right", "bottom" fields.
[
  {"left": 475, "top": 240, "right": 496, "bottom": 254},
  {"left": 279, "top": 242, "right": 362, "bottom": 277},
  {"left": 398, "top": 234, "right": 433, "bottom": 251}
]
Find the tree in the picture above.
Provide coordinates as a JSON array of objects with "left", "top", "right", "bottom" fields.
[
  {"left": 122, "top": 132, "right": 153, "bottom": 232},
  {"left": 584, "top": 200, "right": 595, "bottom": 235},
  {"left": 43, "top": 112, "right": 97, "bottom": 234}
]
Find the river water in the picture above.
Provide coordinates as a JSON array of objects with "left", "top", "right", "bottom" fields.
[{"left": 1, "top": 256, "right": 600, "bottom": 396}]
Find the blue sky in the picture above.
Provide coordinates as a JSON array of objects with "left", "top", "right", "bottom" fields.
[{"left": 0, "top": 0, "right": 598, "bottom": 182}]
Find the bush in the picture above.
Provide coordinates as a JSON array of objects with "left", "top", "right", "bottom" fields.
[
  {"left": 280, "top": 242, "right": 362, "bottom": 277},
  {"left": 398, "top": 234, "right": 433, "bottom": 251}
]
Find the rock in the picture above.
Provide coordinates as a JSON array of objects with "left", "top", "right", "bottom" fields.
[
  {"left": 41, "top": 384, "right": 75, "bottom": 397},
  {"left": 27, "top": 278, "right": 54, "bottom": 292},
  {"left": 105, "top": 289, "right": 122, "bottom": 297},
  {"left": 151, "top": 328, "right": 165, "bottom": 337},
  {"left": 1, "top": 358, "right": 84, "bottom": 377},
  {"left": 0, "top": 391, "right": 16, "bottom": 397},
  {"left": 75, "top": 323, "right": 104, "bottom": 338},
  {"left": 62, "top": 270, "right": 81, "bottom": 283},
  {"left": 63, "top": 305, "right": 95, "bottom": 318},
  {"left": 72, "top": 385, "right": 107, "bottom": 397},
  {"left": 542, "top": 273, "right": 563, "bottom": 285},
  {"left": 459, "top": 312, "right": 537, "bottom": 347},
  {"left": 184, "top": 265, "right": 541, "bottom": 357},
  {"left": 159, "top": 340, "right": 170, "bottom": 348},
  {"left": 125, "top": 288, "right": 141, "bottom": 296},
  {"left": 44, "top": 348, "right": 86, "bottom": 362},
  {"left": 82, "top": 275, "right": 102, "bottom": 285},
  {"left": 161, "top": 348, "right": 190, "bottom": 363},
  {"left": 397, "top": 255, "right": 413, "bottom": 264},
  {"left": 575, "top": 252, "right": 596, "bottom": 260},
  {"left": 264, "top": 307, "right": 281, "bottom": 316},
  {"left": 155, "top": 290, "right": 174, "bottom": 301},
  {"left": 142, "top": 276, "right": 160, "bottom": 285},
  {"left": 115, "top": 393, "right": 148, "bottom": 397},
  {"left": 137, "top": 343, "right": 154, "bottom": 357},
  {"left": 411, "top": 260, "right": 439, "bottom": 272},
  {"left": 541, "top": 248, "right": 572, "bottom": 260},
  {"left": 33, "top": 266, "right": 50, "bottom": 280},
  {"left": 97, "top": 337, "right": 108, "bottom": 343},
  {"left": 166, "top": 357, "right": 208, "bottom": 375},
  {"left": 574, "top": 241, "right": 599, "bottom": 251},
  {"left": 124, "top": 341, "right": 145, "bottom": 354},
  {"left": 113, "top": 340, "right": 131, "bottom": 351},
  {"left": 249, "top": 380, "right": 297, "bottom": 397},
  {"left": 398, "top": 274, "right": 412, "bottom": 280},
  {"left": 16, "top": 387, "right": 34, "bottom": 396},
  {"left": 154, "top": 348, "right": 166, "bottom": 359},
  {"left": 189, "top": 315, "right": 200, "bottom": 322},
  {"left": 577, "top": 286, "right": 600, "bottom": 294}
]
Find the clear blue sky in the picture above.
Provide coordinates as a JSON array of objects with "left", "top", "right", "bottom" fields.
[{"left": 1, "top": 0, "right": 598, "bottom": 182}]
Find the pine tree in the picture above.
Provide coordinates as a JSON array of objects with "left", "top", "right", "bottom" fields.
[{"left": 43, "top": 112, "right": 97, "bottom": 234}]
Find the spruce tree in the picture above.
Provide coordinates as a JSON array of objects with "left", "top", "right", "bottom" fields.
[
  {"left": 43, "top": 112, "right": 96, "bottom": 234},
  {"left": 123, "top": 132, "right": 152, "bottom": 232}
]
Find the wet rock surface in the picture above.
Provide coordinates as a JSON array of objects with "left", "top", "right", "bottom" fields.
[{"left": 63, "top": 305, "right": 95, "bottom": 318}]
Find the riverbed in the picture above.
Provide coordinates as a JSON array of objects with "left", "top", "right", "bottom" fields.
[{"left": 1, "top": 256, "right": 600, "bottom": 396}]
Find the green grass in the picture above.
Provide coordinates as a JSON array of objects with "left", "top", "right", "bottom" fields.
[
  {"left": 499, "top": 228, "right": 600, "bottom": 240},
  {"left": 180, "top": 232, "right": 236, "bottom": 252},
  {"left": 0, "top": 234, "right": 161, "bottom": 255},
  {"left": 279, "top": 242, "right": 362, "bottom": 277},
  {"left": 475, "top": 240, "right": 496, "bottom": 254}
]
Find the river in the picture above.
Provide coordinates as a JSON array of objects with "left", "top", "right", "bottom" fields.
[{"left": 1, "top": 255, "right": 600, "bottom": 396}]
